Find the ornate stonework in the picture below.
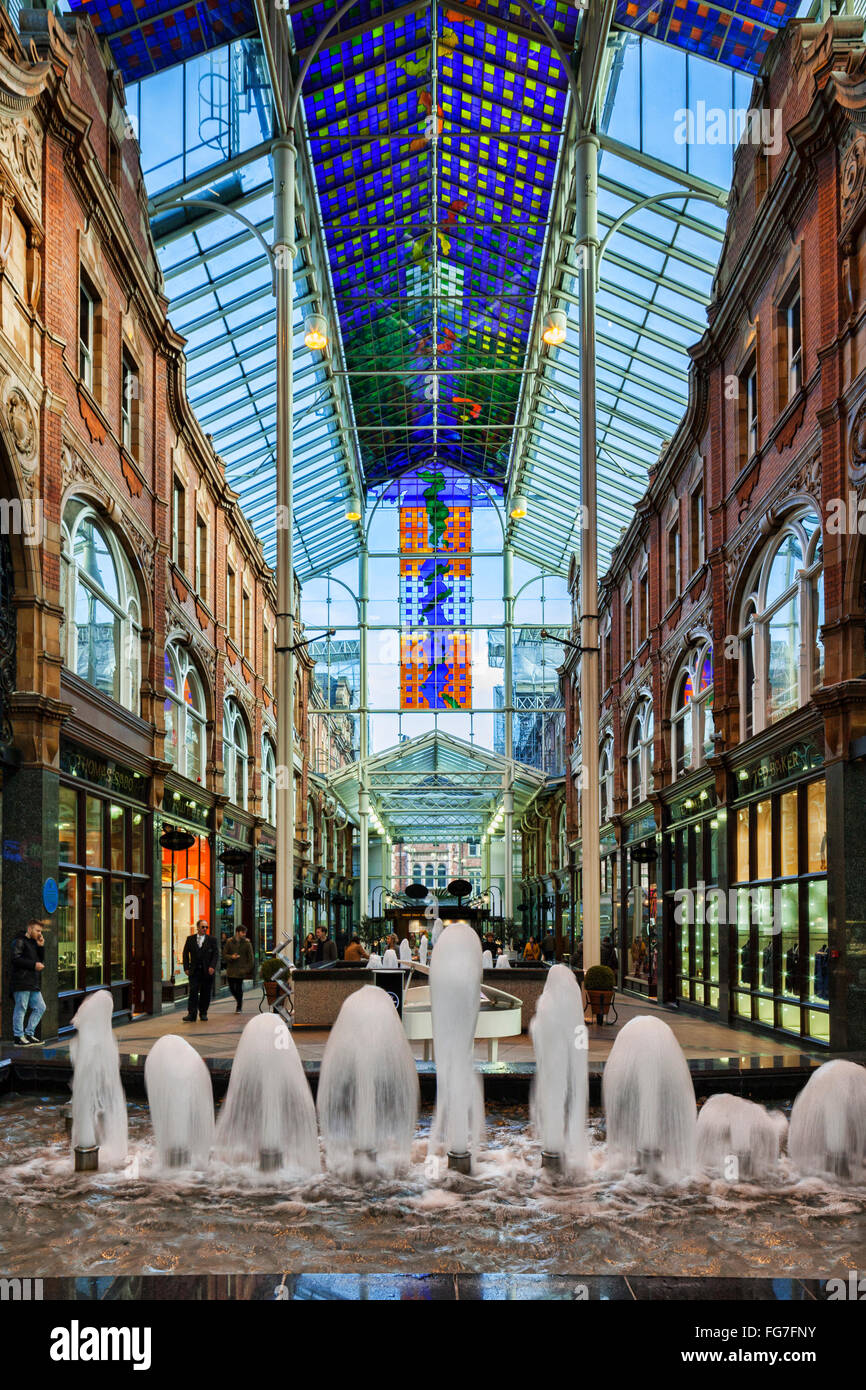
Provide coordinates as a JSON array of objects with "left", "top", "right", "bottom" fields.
[
  {"left": 851, "top": 397, "right": 866, "bottom": 487},
  {"left": 841, "top": 131, "right": 866, "bottom": 229},
  {"left": 0, "top": 114, "right": 42, "bottom": 222},
  {"left": 6, "top": 386, "right": 35, "bottom": 460}
]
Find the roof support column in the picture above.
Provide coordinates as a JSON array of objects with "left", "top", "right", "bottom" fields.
[
  {"left": 577, "top": 129, "right": 601, "bottom": 974},
  {"left": 274, "top": 134, "right": 297, "bottom": 995},
  {"left": 358, "top": 540, "right": 370, "bottom": 919},
  {"left": 503, "top": 789, "right": 514, "bottom": 925},
  {"left": 503, "top": 541, "right": 515, "bottom": 930}
]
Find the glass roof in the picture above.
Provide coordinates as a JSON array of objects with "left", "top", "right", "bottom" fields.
[{"left": 66, "top": 0, "right": 808, "bottom": 581}]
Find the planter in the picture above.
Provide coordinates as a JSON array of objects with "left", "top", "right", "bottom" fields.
[
  {"left": 586, "top": 988, "right": 613, "bottom": 1026},
  {"left": 264, "top": 980, "right": 281, "bottom": 1008}
]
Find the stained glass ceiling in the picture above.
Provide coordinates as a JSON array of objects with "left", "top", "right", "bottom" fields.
[{"left": 64, "top": 0, "right": 809, "bottom": 579}]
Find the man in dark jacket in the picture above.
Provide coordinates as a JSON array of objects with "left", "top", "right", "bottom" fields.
[
  {"left": 10, "top": 919, "right": 46, "bottom": 1045},
  {"left": 181, "top": 918, "right": 219, "bottom": 1022},
  {"left": 313, "top": 924, "right": 337, "bottom": 964},
  {"left": 223, "top": 925, "right": 254, "bottom": 1013},
  {"left": 601, "top": 935, "right": 619, "bottom": 973},
  {"left": 541, "top": 930, "right": 557, "bottom": 963}
]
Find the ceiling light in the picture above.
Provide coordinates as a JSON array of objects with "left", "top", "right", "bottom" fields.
[
  {"left": 542, "top": 308, "right": 567, "bottom": 346},
  {"left": 304, "top": 313, "right": 328, "bottom": 351}
]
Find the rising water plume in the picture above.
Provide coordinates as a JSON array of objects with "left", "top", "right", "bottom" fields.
[
  {"left": 602, "top": 1015, "right": 697, "bottom": 1181},
  {"left": 429, "top": 922, "right": 485, "bottom": 1167},
  {"left": 530, "top": 964, "right": 588, "bottom": 1177},
  {"left": 317, "top": 984, "right": 419, "bottom": 1178},
  {"left": 788, "top": 1059, "right": 866, "bottom": 1180},
  {"left": 144, "top": 1034, "right": 214, "bottom": 1170},
  {"left": 69, "top": 989, "right": 128, "bottom": 1168},
  {"left": 215, "top": 1014, "right": 319, "bottom": 1175}
]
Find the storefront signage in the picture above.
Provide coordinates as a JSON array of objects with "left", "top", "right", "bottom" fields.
[
  {"left": 735, "top": 740, "right": 823, "bottom": 797},
  {"left": 163, "top": 790, "right": 211, "bottom": 830},
  {"left": 61, "top": 741, "right": 148, "bottom": 800}
]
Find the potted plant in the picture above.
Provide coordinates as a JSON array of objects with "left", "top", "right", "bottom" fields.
[
  {"left": 583, "top": 963, "right": 616, "bottom": 1025},
  {"left": 260, "top": 955, "right": 287, "bottom": 1007}
]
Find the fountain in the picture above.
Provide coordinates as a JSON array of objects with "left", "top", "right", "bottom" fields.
[
  {"left": 381, "top": 948, "right": 399, "bottom": 968},
  {"left": 144, "top": 1034, "right": 214, "bottom": 1170},
  {"left": 696, "top": 1094, "right": 786, "bottom": 1181},
  {"left": 602, "top": 1015, "right": 696, "bottom": 1181},
  {"left": 788, "top": 1059, "right": 866, "bottom": 1180},
  {"left": 317, "top": 984, "right": 419, "bottom": 1177},
  {"left": 530, "top": 965, "right": 588, "bottom": 1177},
  {"left": 365, "top": 953, "right": 382, "bottom": 970},
  {"left": 482, "top": 949, "right": 493, "bottom": 970},
  {"left": 431, "top": 917, "right": 444, "bottom": 947},
  {"left": 495, "top": 953, "right": 511, "bottom": 970},
  {"left": 399, "top": 939, "right": 412, "bottom": 963},
  {"left": 69, "top": 990, "right": 128, "bottom": 1171},
  {"left": 215, "top": 1014, "right": 319, "bottom": 1175},
  {"left": 429, "top": 922, "right": 484, "bottom": 1172},
  {"left": 419, "top": 935, "right": 428, "bottom": 966}
]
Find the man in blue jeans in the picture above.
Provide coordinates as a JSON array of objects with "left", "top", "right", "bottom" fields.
[{"left": 10, "top": 919, "right": 46, "bottom": 1045}]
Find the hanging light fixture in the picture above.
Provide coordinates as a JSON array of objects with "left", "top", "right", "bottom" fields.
[
  {"left": 345, "top": 493, "right": 362, "bottom": 521},
  {"left": 509, "top": 493, "right": 528, "bottom": 520},
  {"left": 542, "top": 308, "right": 567, "bottom": 346},
  {"left": 304, "top": 313, "right": 328, "bottom": 351}
]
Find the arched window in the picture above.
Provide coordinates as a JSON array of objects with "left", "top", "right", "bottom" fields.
[
  {"left": 558, "top": 805, "right": 567, "bottom": 868},
  {"left": 425, "top": 863, "right": 434, "bottom": 888},
  {"left": 599, "top": 737, "right": 614, "bottom": 822},
  {"left": 671, "top": 643, "right": 714, "bottom": 779},
  {"left": 627, "top": 698, "right": 654, "bottom": 809},
  {"left": 261, "top": 735, "right": 276, "bottom": 823},
  {"left": 738, "top": 509, "right": 823, "bottom": 738},
  {"left": 61, "top": 499, "right": 141, "bottom": 713},
  {"left": 222, "top": 699, "right": 249, "bottom": 809},
  {"left": 163, "top": 645, "right": 207, "bottom": 784},
  {"left": 321, "top": 811, "right": 329, "bottom": 869},
  {"left": 437, "top": 862, "right": 447, "bottom": 888},
  {"left": 307, "top": 798, "right": 316, "bottom": 859},
  {"left": 412, "top": 863, "right": 422, "bottom": 881}
]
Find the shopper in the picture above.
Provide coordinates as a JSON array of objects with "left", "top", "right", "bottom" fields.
[
  {"left": 541, "top": 930, "right": 556, "bottom": 963},
  {"left": 10, "top": 919, "right": 46, "bottom": 1045},
  {"left": 601, "top": 935, "right": 619, "bottom": 973},
  {"left": 344, "top": 934, "right": 369, "bottom": 963},
  {"left": 523, "top": 935, "right": 541, "bottom": 962},
  {"left": 313, "top": 923, "right": 337, "bottom": 963},
  {"left": 182, "top": 918, "right": 219, "bottom": 1022},
  {"left": 223, "top": 924, "right": 253, "bottom": 1013}
]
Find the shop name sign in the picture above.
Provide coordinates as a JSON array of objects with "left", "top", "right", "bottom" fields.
[
  {"left": 61, "top": 743, "right": 146, "bottom": 798},
  {"left": 737, "top": 741, "right": 822, "bottom": 795}
]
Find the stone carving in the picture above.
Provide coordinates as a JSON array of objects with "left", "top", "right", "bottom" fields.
[
  {"left": 6, "top": 387, "right": 35, "bottom": 459},
  {"left": 841, "top": 132, "right": 866, "bottom": 228},
  {"left": 851, "top": 398, "right": 866, "bottom": 487},
  {"left": 0, "top": 115, "right": 42, "bottom": 219}
]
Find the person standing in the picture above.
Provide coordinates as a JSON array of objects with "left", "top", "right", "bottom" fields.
[
  {"left": 223, "top": 924, "right": 253, "bottom": 1013},
  {"left": 541, "top": 929, "right": 556, "bottom": 963},
  {"left": 313, "top": 924, "right": 337, "bottom": 963},
  {"left": 10, "top": 919, "right": 46, "bottom": 1045},
  {"left": 182, "top": 918, "right": 219, "bottom": 1022}
]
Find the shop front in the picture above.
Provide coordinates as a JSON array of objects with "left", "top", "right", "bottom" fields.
[
  {"left": 160, "top": 793, "right": 213, "bottom": 1004},
  {"left": 217, "top": 811, "right": 254, "bottom": 965},
  {"left": 57, "top": 740, "right": 152, "bottom": 1030},
  {"left": 621, "top": 812, "right": 659, "bottom": 998},
  {"left": 256, "top": 826, "right": 276, "bottom": 956},
  {"left": 664, "top": 782, "right": 721, "bottom": 1013},
  {"left": 729, "top": 737, "right": 829, "bottom": 1044}
]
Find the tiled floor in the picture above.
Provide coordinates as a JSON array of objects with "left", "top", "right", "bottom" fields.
[{"left": 9, "top": 982, "right": 813, "bottom": 1065}]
